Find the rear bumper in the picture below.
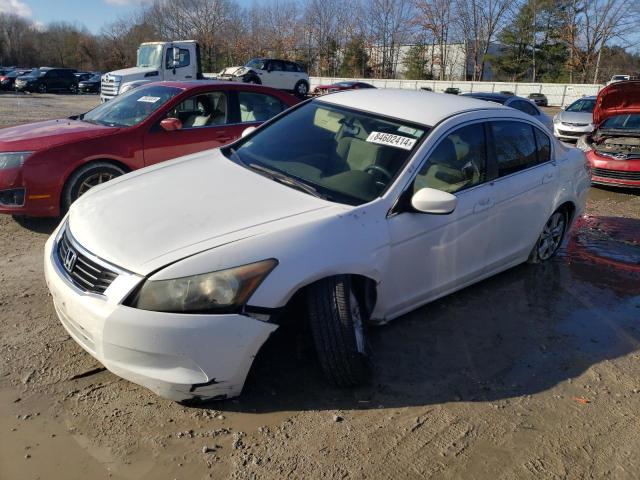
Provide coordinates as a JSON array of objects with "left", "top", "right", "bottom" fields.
[{"left": 44, "top": 230, "right": 278, "bottom": 401}]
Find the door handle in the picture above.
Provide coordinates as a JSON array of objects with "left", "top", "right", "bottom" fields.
[
  {"left": 474, "top": 197, "right": 494, "bottom": 213},
  {"left": 542, "top": 172, "right": 554, "bottom": 184}
]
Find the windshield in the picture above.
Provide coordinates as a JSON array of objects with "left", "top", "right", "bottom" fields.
[
  {"left": 225, "top": 101, "right": 428, "bottom": 205},
  {"left": 335, "top": 82, "right": 355, "bottom": 87},
  {"left": 566, "top": 98, "right": 595, "bottom": 113},
  {"left": 137, "top": 44, "right": 163, "bottom": 68},
  {"left": 600, "top": 114, "right": 640, "bottom": 130},
  {"left": 82, "top": 85, "right": 181, "bottom": 127},
  {"left": 246, "top": 59, "right": 266, "bottom": 70},
  {"left": 87, "top": 74, "right": 101, "bottom": 81}
]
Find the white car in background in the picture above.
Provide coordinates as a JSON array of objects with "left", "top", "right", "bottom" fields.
[
  {"left": 553, "top": 96, "right": 596, "bottom": 141},
  {"left": 217, "top": 58, "right": 310, "bottom": 97},
  {"left": 44, "top": 90, "right": 590, "bottom": 402}
]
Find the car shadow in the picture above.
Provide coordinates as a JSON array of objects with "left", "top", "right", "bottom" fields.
[
  {"left": 209, "top": 217, "right": 640, "bottom": 413},
  {"left": 11, "top": 215, "right": 60, "bottom": 234}
]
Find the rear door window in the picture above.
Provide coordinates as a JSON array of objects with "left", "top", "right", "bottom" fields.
[
  {"left": 167, "top": 91, "right": 228, "bottom": 128},
  {"left": 511, "top": 100, "right": 539, "bottom": 116},
  {"left": 490, "top": 121, "right": 538, "bottom": 177},
  {"left": 238, "top": 91, "right": 286, "bottom": 123}
]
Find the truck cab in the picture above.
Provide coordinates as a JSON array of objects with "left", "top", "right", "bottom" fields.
[{"left": 101, "top": 41, "right": 202, "bottom": 102}]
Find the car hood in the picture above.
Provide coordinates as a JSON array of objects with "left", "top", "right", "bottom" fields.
[
  {"left": 557, "top": 110, "right": 593, "bottom": 124},
  {"left": 219, "top": 66, "right": 244, "bottom": 76},
  {"left": 0, "top": 119, "right": 119, "bottom": 151},
  {"left": 107, "top": 67, "right": 158, "bottom": 79},
  {"left": 594, "top": 81, "right": 640, "bottom": 126},
  {"left": 67, "top": 149, "right": 335, "bottom": 276}
]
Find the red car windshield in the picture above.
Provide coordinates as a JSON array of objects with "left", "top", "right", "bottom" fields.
[{"left": 82, "top": 85, "right": 181, "bottom": 127}]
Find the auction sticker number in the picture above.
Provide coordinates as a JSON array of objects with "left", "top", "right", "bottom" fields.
[
  {"left": 137, "top": 96, "right": 161, "bottom": 103},
  {"left": 366, "top": 131, "right": 416, "bottom": 150}
]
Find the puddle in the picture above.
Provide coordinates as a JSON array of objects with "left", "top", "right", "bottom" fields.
[{"left": 562, "top": 215, "right": 640, "bottom": 273}]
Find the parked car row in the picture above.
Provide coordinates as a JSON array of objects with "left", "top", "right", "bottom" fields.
[
  {"left": 0, "top": 66, "right": 103, "bottom": 94},
  {"left": 2, "top": 80, "right": 630, "bottom": 403}
]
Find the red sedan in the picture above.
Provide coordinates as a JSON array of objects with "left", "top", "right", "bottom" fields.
[
  {"left": 0, "top": 81, "right": 299, "bottom": 217},
  {"left": 312, "top": 81, "right": 375, "bottom": 96},
  {"left": 579, "top": 81, "right": 640, "bottom": 188}
]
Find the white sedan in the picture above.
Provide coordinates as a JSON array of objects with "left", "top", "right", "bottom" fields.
[{"left": 44, "top": 90, "right": 591, "bottom": 402}]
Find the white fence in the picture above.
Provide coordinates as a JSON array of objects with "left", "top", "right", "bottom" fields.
[{"left": 310, "top": 77, "right": 603, "bottom": 107}]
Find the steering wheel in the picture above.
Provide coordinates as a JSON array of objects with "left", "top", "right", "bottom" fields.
[{"left": 364, "top": 164, "right": 392, "bottom": 182}]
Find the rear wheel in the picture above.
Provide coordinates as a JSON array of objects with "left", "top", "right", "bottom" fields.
[
  {"left": 37, "top": 83, "right": 47, "bottom": 94},
  {"left": 306, "top": 276, "right": 371, "bottom": 387},
  {"left": 62, "top": 162, "right": 125, "bottom": 213},
  {"left": 70, "top": 83, "right": 78, "bottom": 94},
  {"left": 528, "top": 209, "right": 567, "bottom": 263},
  {"left": 294, "top": 80, "right": 309, "bottom": 98}
]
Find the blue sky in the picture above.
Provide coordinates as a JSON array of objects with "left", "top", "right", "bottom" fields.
[{"left": 0, "top": 0, "right": 146, "bottom": 33}]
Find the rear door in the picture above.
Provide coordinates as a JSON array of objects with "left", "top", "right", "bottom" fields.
[
  {"left": 143, "top": 89, "right": 243, "bottom": 166},
  {"left": 483, "top": 120, "right": 558, "bottom": 270}
]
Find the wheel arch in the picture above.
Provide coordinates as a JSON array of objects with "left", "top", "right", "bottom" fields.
[{"left": 60, "top": 158, "right": 132, "bottom": 211}]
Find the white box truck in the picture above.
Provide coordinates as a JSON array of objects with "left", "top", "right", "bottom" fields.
[{"left": 100, "top": 40, "right": 203, "bottom": 102}]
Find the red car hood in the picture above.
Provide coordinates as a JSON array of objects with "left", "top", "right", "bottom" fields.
[
  {"left": 0, "top": 119, "right": 120, "bottom": 152},
  {"left": 594, "top": 81, "right": 640, "bottom": 126},
  {"left": 315, "top": 84, "right": 346, "bottom": 90}
]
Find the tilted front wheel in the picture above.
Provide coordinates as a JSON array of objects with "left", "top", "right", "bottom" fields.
[
  {"left": 306, "top": 276, "right": 371, "bottom": 387},
  {"left": 528, "top": 209, "right": 567, "bottom": 263},
  {"left": 62, "top": 162, "right": 125, "bottom": 213}
]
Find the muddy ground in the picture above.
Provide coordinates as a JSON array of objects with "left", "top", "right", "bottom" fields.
[{"left": 1, "top": 94, "right": 639, "bottom": 479}]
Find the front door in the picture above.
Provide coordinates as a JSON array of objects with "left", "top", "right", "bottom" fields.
[
  {"left": 384, "top": 121, "right": 496, "bottom": 318},
  {"left": 143, "top": 90, "right": 242, "bottom": 166}
]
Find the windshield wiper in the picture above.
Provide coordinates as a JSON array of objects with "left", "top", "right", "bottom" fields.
[{"left": 248, "top": 163, "right": 326, "bottom": 199}]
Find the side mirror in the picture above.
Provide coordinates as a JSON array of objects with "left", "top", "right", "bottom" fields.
[
  {"left": 171, "top": 47, "right": 180, "bottom": 68},
  {"left": 241, "top": 126, "right": 256, "bottom": 138},
  {"left": 160, "top": 117, "right": 182, "bottom": 132},
  {"left": 411, "top": 187, "right": 457, "bottom": 214}
]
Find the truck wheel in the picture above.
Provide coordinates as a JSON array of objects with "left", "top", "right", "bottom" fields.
[
  {"left": 306, "top": 276, "right": 371, "bottom": 387},
  {"left": 62, "top": 162, "right": 125, "bottom": 213},
  {"left": 294, "top": 80, "right": 309, "bottom": 98},
  {"left": 37, "top": 84, "right": 47, "bottom": 94}
]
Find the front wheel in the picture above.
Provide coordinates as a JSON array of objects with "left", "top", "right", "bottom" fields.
[
  {"left": 306, "top": 276, "right": 371, "bottom": 387},
  {"left": 528, "top": 209, "right": 567, "bottom": 263},
  {"left": 62, "top": 162, "right": 125, "bottom": 213},
  {"left": 294, "top": 80, "right": 309, "bottom": 98},
  {"left": 70, "top": 84, "right": 78, "bottom": 94},
  {"left": 37, "top": 83, "right": 47, "bottom": 94}
]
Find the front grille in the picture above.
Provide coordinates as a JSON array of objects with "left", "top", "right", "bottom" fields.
[
  {"left": 562, "top": 122, "right": 589, "bottom": 127},
  {"left": 558, "top": 129, "right": 583, "bottom": 137},
  {"left": 592, "top": 168, "right": 640, "bottom": 181},
  {"left": 100, "top": 78, "right": 120, "bottom": 98},
  {"left": 57, "top": 231, "right": 118, "bottom": 294}
]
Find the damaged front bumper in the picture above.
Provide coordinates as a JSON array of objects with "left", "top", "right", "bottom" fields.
[{"left": 44, "top": 233, "right": 278, "bottom": 402}]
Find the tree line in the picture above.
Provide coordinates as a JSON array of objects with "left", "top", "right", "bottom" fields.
[{"left": 0, "top": 0, "right": 638, "bottom": 84}]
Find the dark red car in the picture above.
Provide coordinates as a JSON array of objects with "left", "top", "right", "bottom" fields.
[
  {"left": 312, "top": 81, "right": 375, "bottom": 96},
  {"left": 580, "top": 81, "right": 640, "bottom": 188},
  {"left": 0, "top": 81, "right": 299, "bottom": 217}
]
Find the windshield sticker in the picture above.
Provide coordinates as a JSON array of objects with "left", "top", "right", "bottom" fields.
[
  {"left": 137, "top": 96, "right": 161, "bottom": 103},
  {"left": 397, "top": 126, "right": 418, "bottom": 136},
  {"left": 366, "top": 131, "right": 417, "bottom": 150}
]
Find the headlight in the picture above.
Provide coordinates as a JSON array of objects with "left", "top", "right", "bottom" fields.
[
  {"left": 0, "top": 152, "right": 33, "bottom": 170},
  {"left": 128, "top": 259, "right": 278, "bottom": 313}
]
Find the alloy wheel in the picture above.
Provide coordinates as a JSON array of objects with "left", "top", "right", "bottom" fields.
[
  {"left": 77, "top": 172, "right": 116, "bottom": 198},
  {"left": 537, "top": 211, "right": 566, "bottom": 260}
]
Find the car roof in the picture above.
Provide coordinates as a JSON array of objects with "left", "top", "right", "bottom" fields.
[
  {"left": 141, "top": 80, "right": 298, "bottom": 101},
  {"left": 462, "top": 92, "right": 513, "bottom": 102},
  {"left": 317, "top": 89, "right": 506, "bottom": 126},
  {"left": 570, "top": 96, "right": 597, "bottom": 101}
]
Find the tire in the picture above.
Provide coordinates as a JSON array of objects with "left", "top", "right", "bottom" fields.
[
  {"left": 70, "top": 83, "right": 78, "bottom": 94},
  {"left": 306, "top": 276, "right": 371, "bottom": 387},
  {"left": 61, "top": 162, "right": 125, "bottom": 213},
  {"left": 37, "top": 83, "right": 46, "bottom": 94},
  {"left": 527, "top": 208, "right": 568, "bottom": 264},
  {"left": 245, "top": 75, "right": 261, "bottom": 85},
  {"left": 294, "top": 80, "right": 309, "bottom": 98}
]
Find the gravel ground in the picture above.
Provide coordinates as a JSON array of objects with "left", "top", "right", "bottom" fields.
[{"left": 1, "top": 94, "right": 639, "bottom": 480}]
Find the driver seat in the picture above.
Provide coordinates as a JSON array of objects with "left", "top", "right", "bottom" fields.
[{"left": 338, "top": 137, "right": 386, "bottom": 172}]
